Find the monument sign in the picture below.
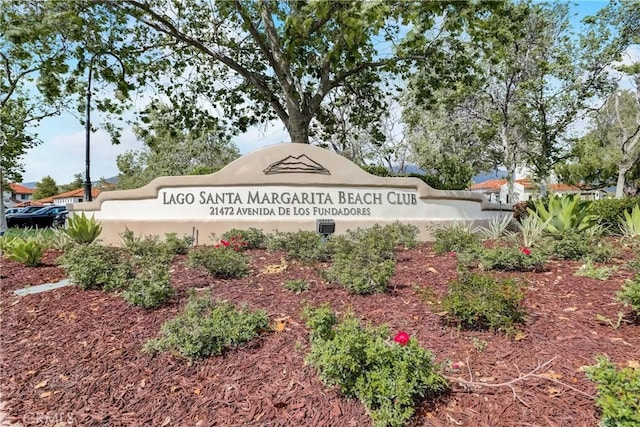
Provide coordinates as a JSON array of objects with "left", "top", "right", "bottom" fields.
[{"left": 69, "top": 143, "right": 509, "bottom": 245}]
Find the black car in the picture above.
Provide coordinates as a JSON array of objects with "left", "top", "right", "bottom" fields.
[
  {"left": 53, "top": 210, "right": 68, "bottom": 227},
  {"left": 8, "top": 206, "right": 67, "bottom": 228}
]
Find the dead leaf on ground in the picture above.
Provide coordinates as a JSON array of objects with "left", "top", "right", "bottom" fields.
[
  {"left": 427, "top": 267, "right": 439, "bottom": 274},
  {"left": 161, "top": 416, "right": 171, "bottom": 426},
  {"left": 539, "top": 371, "right": 563, "bottom": 380},
  {"left": 273, "top": 317, "right": 289, "bottom": 332},
  {"left": 514, "top": 331, "right": 528, "bottom": 341},
  {"left": 39, "top": 391, "right": 52, "bottom": 398},
  {"left": 628, "top": 360, "right": 640, "bottom": 369},
  {"left": 34, "top": 379, "right": 49, "bottom": 389},
  {"left": 547, "top": 387, "right": 562, "bottom": 397},
  {"left": 563, "top": 307, "right": 578, "bottom": 312}
]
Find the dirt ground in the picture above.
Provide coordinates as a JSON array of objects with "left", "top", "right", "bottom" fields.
[{"left": 1, "top": 243, "right": 638, "bottom": 426}]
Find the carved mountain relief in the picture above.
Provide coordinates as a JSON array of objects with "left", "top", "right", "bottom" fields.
[{"left": 263, "top": 154, "right": 330, "bottom": 175}]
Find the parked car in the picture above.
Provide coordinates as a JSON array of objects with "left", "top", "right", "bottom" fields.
[
  {"left": 6, "top": 206, "right": 42, "bottom": 219},
  {"left": 4, "top": 207, "right": 24, "bottom": 215},
  {"left": 53, "top": 210, "right": 68, "bottom": 227},
  {"left": 8, "top": 206, "right": 67, "bottom": 228}
]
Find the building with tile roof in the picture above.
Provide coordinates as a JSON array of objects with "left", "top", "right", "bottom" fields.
[
  {"left": 2, "top": 183, "right": 35, "bottom": 208},
  {"left": 471, "top": 178, "right": 608, "bottom": 204}
]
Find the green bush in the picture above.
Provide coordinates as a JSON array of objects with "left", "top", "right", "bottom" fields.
[
  {"left": 377, "top": 222, "right": 420, "bottom": 249},
  {"left": 265, "top": 230, "right": 329, "bottom": 263},
  {"left": 527, "top": 194, "right": 597, "bottom": 236},
  {"left": 3, "top": 237, "right": 44, "bottom": 266},
  {"left": 187, "top": 246, "right": 249, "bottom": 278},
  {"left": 283, "top": 278, "right": 309, "bottom": 293},
  {"left": 432, "top": 225, "right": 481, "bottom": 255},
  {"left": 617, "top": 274, "right": 640, "bottom": 316},
  {"left": 123, "top": 264, "right": 174, "bottom": 309},
  {"left": 65, "top": 212, "right": 102, "bottom": 244},
  {"left": 441, "top": 272, "right": 526, "bottom": 333},
  {"left": 221, "top": 227, "right": 266, "bottom": 249},
  {"left": 163, "top": 232, "right": 194, "bottom": 255},
  {"left": 58, "top": 244, "right": 133, "bottom": 290},
  {"left": 574, "top": 260, "right": 617, "bottom": 280},
  {"left": 323, "top": 225, "right": 405, "bottom": 294},
  {"left": 476, "top": 245, "right": 547, "bottom": 272},
  {"left": 143, "top": 291, "right": 269, "bottom": 359},
  {"left": 619, "top": 204, "right": 640, "bottom": 238},
  {"left": 301, "top": 306, "right": 447, "bottom": 427},
  {"left": 546, "top": 232, "right": 615, "bottom": 262},
  {"left": 584, "top": 356, "right": 640, "bottom": 427},
  {"left": 591, "top": 197, "right": 640, "bottom": 234},
  {"left": 120, "top": 230, "right": 173, "bottom": 262}
]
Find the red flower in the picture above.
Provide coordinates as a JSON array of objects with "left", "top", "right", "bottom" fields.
[
  {"left": 519, "top": 247, "right": 531, "bottom": 256},
  {"left": 221, "top": 240, "right": 230, "bottom": 247},
  {"left": 393, "top": 331, "right": 410, "bottom": 346},
  {"left": 448, "top": 251, "right": 457, "bottom": 257}
]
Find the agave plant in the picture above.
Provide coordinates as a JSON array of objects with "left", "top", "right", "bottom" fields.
[
  {"left": 65, "top": 212, "right": 102, "bottom": 244},
  {"left": 619, "top": 204, "right": 640, "bottom": 238},
  {"left": 5, "top": 237, "right": 44, "bottom": 266},
  {"left": 527, "top": 194, "right": 597, "bottom": 236}
]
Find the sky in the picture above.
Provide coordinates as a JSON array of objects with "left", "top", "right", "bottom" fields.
[{"left": 17, "top": 0, "right": 629, "bottom": 186}]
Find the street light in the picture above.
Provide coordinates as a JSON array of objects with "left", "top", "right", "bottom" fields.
[{"left": 84, "top": 52, "right": 126, "bottom": 202}]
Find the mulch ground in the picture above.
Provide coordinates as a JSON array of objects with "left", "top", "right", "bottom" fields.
[{"left": 1, "top": 243, "right": 639, "bottom": 426}]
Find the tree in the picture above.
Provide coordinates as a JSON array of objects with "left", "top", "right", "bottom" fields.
[
  {"left": 98, "top": 0, "right": 501, "bottom": 145},
  {"left": 116, "top": 102, "right": 240, "bottom": 190},
  {"left": 0, "top": 0, "right": 134, "bottom": 232},
  {"left": 59, "top": 173, "right": 84, "bottom": 193},
  {"left": 32, "top": 175, "right": 58, "bottom": 200}
]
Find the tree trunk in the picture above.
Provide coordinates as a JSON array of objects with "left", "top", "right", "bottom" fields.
[
  {"left": 616, "top": 168, "right": 627, "bottom": 199},
  {"left": 0, "top": 173, "right": 8, "bottom": 236},
  {"left": 285, "top": 111, "right": 311, "bottom": 144}
]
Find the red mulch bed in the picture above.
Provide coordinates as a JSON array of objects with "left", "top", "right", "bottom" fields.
[{"left": 1, "top": 243, "right": 639, "bottom": 426}]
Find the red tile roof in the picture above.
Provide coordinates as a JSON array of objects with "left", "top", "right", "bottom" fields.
[
  {"left": 472, "top": 178, "right": 594, "bottom": 192},
  {"left": 9, "top": 183, "right": 34, "bottom": 194},
  {"left": 471, "top": 179, "right": 507, "bottom": 190},
  {"left": 52, "top": 188, "right": 101, "bottom": 199}
]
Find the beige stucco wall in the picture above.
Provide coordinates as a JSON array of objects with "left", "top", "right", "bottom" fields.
[{"left": 69, "top": 143, "right": 511, "bottom": 245}]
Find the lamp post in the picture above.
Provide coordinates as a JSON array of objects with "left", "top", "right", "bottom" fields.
[{"left": 84, "top": 52, "right": 125, "bottom": 202}]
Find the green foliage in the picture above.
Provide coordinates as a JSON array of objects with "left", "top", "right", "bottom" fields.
[
  {"left": 266, "top": 230, "right": 329, "bottom": 263},
  {"left": 221, "top": 227, "right": 266, "bottom": 249},
  {"left": 361, "top": 164, "right": 392, "bottom": 177},
  {"left": 574, "top": 260, "right": 617, "bottom": 280},
  {"left": 65, "top": 212, "right": 102, "bottom": 244},
  {"left": 301, "top": 307, "right": 448, "bottom": 427},
  {"left": 32, "top": 175, "right": 58, "bottom": 199},
  {"left": 283, "top": 279, "right": 309, "bottom": 293},
  {"left": 512, "top": 213, "right": 549, "bottom": 248},
  {"left": 619, "top": 204, "right": 640, "bottom": 237},
  {"left": 584, "top": 356, "right": 640, "bottom": 427},
  {"left": 2, "top": 237, "right": 43, "bottom": 266},
  {"left": 617, "top": 274, "right": 640, "bottom": 316},
  {"left": 591, "top": 197, "right": 640, "bottom": 234},
  {"left": 143, "top": 291, "right": 268, "bottom": 359},
  {"left": 187, "top": 246, "right": 249, "bottom": 278},
  {"left": 441, "top": 272, "right": 526, "bottom": 333},
  {"left": 58, "top": 244, "right": 133, "bottom": 290},
  {"left": 163, "top": 232, "right": 194, "bottom": 255},
  {"left": 123, "top": 264, "right": 174, "bottom": 309},
  {"left": 475, "top": 214, "right": 514, "bottom": 240},
  {"left": 48, "top": 228, "right": 75, "bottom": 251},
  {"left": 323, "top": 225, "right": 411, "bottom": 294},
  {"left": 432, "top": 225, "right": 481, "bottom": 255},
  {"left": 546, "top": 232, "right": 615, "bottom": 262},
  {"left": 476, "top": 246, "right": 547, "bottom": 272},
  {"left": 527, "top": 194, "right": 597, "bottom": 236}
]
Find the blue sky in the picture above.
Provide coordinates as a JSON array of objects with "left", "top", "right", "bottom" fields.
[{"left": 18, "top": 1, "right": 627, "bottom": 185}]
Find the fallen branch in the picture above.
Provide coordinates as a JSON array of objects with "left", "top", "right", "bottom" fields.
[{"left": 444, "top": 355, "right": 595, "bottom": 407}]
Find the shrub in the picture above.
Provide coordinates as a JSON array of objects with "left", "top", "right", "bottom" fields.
[
  {"left": 547, "top": 232, "right": 615, "bottom": 262},
  {"left": 475, "top": 214, "right": 514, "bottom": 241},
  {"left": 475, "top": 245, "right": 547, "bottom": 272},
  {"left": 65, "top": 212, "right": 102, "bottom": 244},
  {"left": 265, "top": 230, "right": 329, "bottom": 263},
  {"left": 3, "top": 237, "right": 43, "bottom": 266},
  {"left": 617, "top": 274, "right": 640, "bottom": 316},
  {"left": 619, "top": 204, "right": 640, "bottom": 238},
  {"left": 301, "top": 306, "right": 448, "bottom": 427},
  {"left": 574, "top": 260, "right": 617, "bottom": 280},
  {"left": 377, "top": 222, "right": 419, "bottom": 249},
  {"left": 527, "top": 194, "right": 597, "bottom": 236},
  {"left": 591, "top": 197, "right": 640, "bottom": 234},
  {"left": 323, "top": 226, "right": 401, "bottom": 294},
  {"left": 143, "top": 291, "right": 269, "bottom": 359},
  {"left": 221, "top": 227, "right": 266, "bottom": 249},
  {"left": 187, "top": 246, "right": 249, "bottom": 278},
  {"left": 432, "top": 225, "right": 481, "bottom": 255},
  {"left": 58, "top": 244, "right": 133, "bottom": 290},
  {"left": 283, "top": 278, "right": 309, "bottom": 293},
  {"left": 441, "top": 272, "right": 526, "bottom": 333},
  {"left": 163, "top": 232, "right": 194, "bottom": 255},
  {"left": 123, "top": 264, "right": 174, "bottom": 309},
  {"left": 584, "top": 356, "right": 640, "bottom": 427}
]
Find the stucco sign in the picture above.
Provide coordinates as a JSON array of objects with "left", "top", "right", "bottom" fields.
[{"left": 70, "top": 143, "right": 508, "bottom": 245}]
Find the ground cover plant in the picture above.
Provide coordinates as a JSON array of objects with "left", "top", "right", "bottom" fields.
[{"left": 1, "top": 223, "right": 639, "bottom": 426}]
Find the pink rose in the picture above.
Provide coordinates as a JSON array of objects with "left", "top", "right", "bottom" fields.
[{"left": 393, "top": 331, "right": 410, "bottom": 346}]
